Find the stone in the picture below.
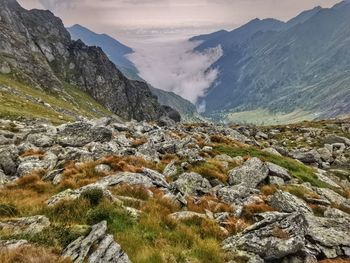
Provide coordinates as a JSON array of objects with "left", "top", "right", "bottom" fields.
[
  {"left": 305, "top": 215, "right": 350, "bottom": 257},
  {"left": 290, "top": 149, "right": 322, "bottom": 165},
  {"left": 317, "top": 147, "right": 333, "bottom": 162},
  {"left": 268, "top": 191, "right": 312, "bottom": 214},
  {"left": 170, "top": 172, "right": 211, "bottom": 196},
  {"left": 217, "top": 184, "right": 259, "bottom": 206},
  {"left": 142, "top": 168, "right": 169, "bottom": 188},
  {"left": 324, "top": 134, "right": 350, "bottom": 146},
  {"left": 0, "top": 239, "right": 28, "bottom": 250},
  {"left": 0, "top": 215, "right": 50, "bottom": 235},
  {"left": 94, "top": 164, "right": 112, "bottom": 174},
  {"left": 63, "top": 221, "right": 131, "bottom": 263},
  {"left": 222, "top": 212, "right": 307, "bottom": 261},
  {"left": 163, "top": 161, "right": 178, "bottom": 177},
  {"left": 26, "top": 133, "right": 54, "bottom": 147},
  {"left": 168, "top": 211, "right": 207, "bottom": 221},
  {"left": 263, "top": 147, "right": 282, "bottom": 156},
  {"left": 228, "top": 158, "right": 268, "bottom": 188},
  {"left": 314, "top": 188, "right": 347, "bottom": 206},
  {"left": 266, "top": 162, "right": 292, "bottom": 181},
  {"left": 56, "top": 122, "right": 112, "bottom": 147},
  {"left": 269, "top": 176, "right": 285, "bottom": 186},
  {"left": 0, "top": 149, "right": 17, "bottom": 176},
  {"left": 324, "top": 207, "right": 350, "bottom": 219}
]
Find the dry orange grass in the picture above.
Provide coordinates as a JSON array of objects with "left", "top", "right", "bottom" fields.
[
  {"left": 0, "top": 246, "right": 71, "bottom": 263},
  {"left": 20, "top": 149, "right": 45, "bottom": 158},
  {"left": 111, "top": 184, "right": 151, "bottom": 201},
  {"left": 223, "top": 217, "right": 250, "bottom": 235},
  {"left": 242, "top": 203, "right": 275, "bottom": 221},
  {"left": 103, "top": 156, "right": 154, "bottom": 173},
  {"left": 261, "top": 185, "right": 278, "bottom": 196},
  {"left": 131, "top": 137, "right": 147, "bottom": 148},
  {"left": 187, "top": 195, "right": 233, "bottom": 214},
  {"left": 319, "top": 259, "right": 350, "bottom": 263}
]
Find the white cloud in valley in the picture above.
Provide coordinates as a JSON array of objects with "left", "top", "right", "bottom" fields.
[{"left": 128, "top": 40, "right": 223, "bottom": 104}]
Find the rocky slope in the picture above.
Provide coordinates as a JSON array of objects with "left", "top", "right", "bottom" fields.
[
  {"left": 0, "top": 116, "right": 349, "bottom": 262},
  {"left": 67, "top": 24, "right": 199, "bottom": 120},
  {"left": 192, "top": 2, "right": 350, "bottom": 123},
  {"left": 0, "top": 0, "right": 171, "bottom": 122}
]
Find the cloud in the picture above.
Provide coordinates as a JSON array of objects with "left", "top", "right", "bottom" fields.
[
  {"left": 38, "top": 0, "right": 76, "bottom": 11},
  {"left": 128, "top": 39, "right": 222, "bottom": 105}
]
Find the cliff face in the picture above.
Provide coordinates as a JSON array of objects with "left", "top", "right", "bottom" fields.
[{"left": 0, "top": 0, "right": 166, "bottom": 121}]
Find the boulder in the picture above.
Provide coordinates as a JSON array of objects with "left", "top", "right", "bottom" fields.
[
  {"left": 63, "top": 221, "right": 131, "bottom": 263},
  {"left": 222, "top": 212, "right": 307, "bottom": 261},
  {"left": 0, "top": 148, "right": 18, "bottom": 176},
  {"left": 0, "top": 215, "right": 50, "bottom": 235},
  {"left": 324, "top": 134, "right": 350, "bottom": 146},
  {"left": 26, "top": 133, "right": 54, "bottom": 147},
  {"left": 56, "top": 122, "right": 112, "bottom": 147},
  {"left": 268, "top": 191, "right": 312, "bottom": 214},
  {"left": 0, "top": 239, "right": 28, "bottom": 250},
  {"left": 305, "top": 215, "right": 350, "bottom": 258},
  {"left": 228, "top": 158, "right": 268, "bottom": 188},
  {"left": 170, "top": 172, "right": 211, "bottom": 196},
  {"left": 142, "top": 168, "right": 169, "bottom": 188},
  {"left": 289, "top": 150, "right": 322, "bottom": 165},
  {"left": 266, "top": 162, "right": 292, "bottom": 181},
  {"left": 168, "top": 211, "right": 207, "bottom": 221},
  {"left": 217, "top": 184, "right": 259, "bottom": 206}
]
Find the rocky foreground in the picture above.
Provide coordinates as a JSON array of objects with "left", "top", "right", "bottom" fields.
[{"left": 0, "top": 117, "right": 349, "bottom": 263}]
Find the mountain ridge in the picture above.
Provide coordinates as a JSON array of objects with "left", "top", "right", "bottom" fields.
[
  {"left": 192, "top": 2, "right": 350, "bottom": 124},
  {"left": 0, "top": 0, "right": 174, "bottom": 122}
]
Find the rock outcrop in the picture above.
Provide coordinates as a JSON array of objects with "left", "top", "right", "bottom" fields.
[
  {"left": 0, "top": 0, "right": 174, "bottom": 122},
  {"left": 63, "top": 221, "right": 131, "bottom": 263}
]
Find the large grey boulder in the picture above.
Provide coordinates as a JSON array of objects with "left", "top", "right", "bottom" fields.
[
  {"left": 324, "top": 134, "right": 350, "bottom": 146},
  {"left": 266, "top": 162, "right": 291, "bottom": 181},
  {"left": 228, "top": 158, "right": 268, "bottom": 188},
  {"left": 170, "top": 172, "right": 211, "bottom": 196},
  {"left": 56, "top": 122, "right": 112, "bottom": 147},
  {"left": 305, "top": 215, "right": 350, "bottom": 258},
  {"left": 268, "top": 191, "right": 312, "bottom": 214},
  {"left": 16, "top": 151, "right": 58, "bottom": 177},
  {"left": 0, "top": 146, "right": 18, "bottom": 176},
  {"left": 0, "top": 215, "right": 50, "bottom": 235},
  {"left": 223, "top": 212, "right": 307, "bottom": 261},
  {"left": 63, "top": 221, "right": 131, "bottom": 263},
  {"left": 217, "top": 184, "right": 259, "bottom": 205},
  {"left": 289, "top": 149, "right": 322, "bottom": 165},
  {"left": 26, "top": 133, "right": 54, "bottom": 147}
]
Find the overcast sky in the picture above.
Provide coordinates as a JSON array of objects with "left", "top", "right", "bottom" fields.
[{"left": 18, "top": 0, "right": 340, "bottom": 43}]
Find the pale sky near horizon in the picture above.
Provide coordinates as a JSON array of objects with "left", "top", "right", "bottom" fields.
[{"left": 18, "top": 0, "right": 340, "bottom": 43}]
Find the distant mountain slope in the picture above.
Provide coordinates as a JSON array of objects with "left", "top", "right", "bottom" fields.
[
  {"left": 67, "top": 24, "right": 141, "bottom": 81},
  {"left": 0, "top": 0, "right": 166, "bottom": 122},
  {"left": 67, "top": 24, "right": 199, "bottom": 119},
  {"left": 192, "top": 2, "right": 350, "bottom": 123}
]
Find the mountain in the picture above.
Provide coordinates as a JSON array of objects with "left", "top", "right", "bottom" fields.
[
  {"left": 67, "top": 24, "right": 141, "bottom": 81},
  {"left": 0, "top": 0, "right": 171, "bottom": 122},
  {"left": 192, "top": 3, "right": 350, "bottom": 124},
  {"left": 67, "top": 24, "right": 199, "bottom": 119}
]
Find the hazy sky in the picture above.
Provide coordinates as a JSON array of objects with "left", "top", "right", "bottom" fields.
[{"left": 19, "top": 0, "right": 339, "bottom": 42}]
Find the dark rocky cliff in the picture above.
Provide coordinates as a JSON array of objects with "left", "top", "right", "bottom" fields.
[{"left": 0, "top": 0, "right": 168, "bottom": 121}]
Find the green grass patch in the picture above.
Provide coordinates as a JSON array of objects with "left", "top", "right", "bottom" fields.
[
  {"left": 0, "top": 74, "right": 112, "bottom": 123},
  {"left": 214, "top": 145, "right": 329, "bottom": 188}
]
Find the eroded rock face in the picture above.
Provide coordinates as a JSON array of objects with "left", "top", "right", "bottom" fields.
[
  {"left": 63, "top": 221, "right": 131, "bottom": 263},
  {"left": 0, "top": 0, "right": 169, "bottom": 122}
]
